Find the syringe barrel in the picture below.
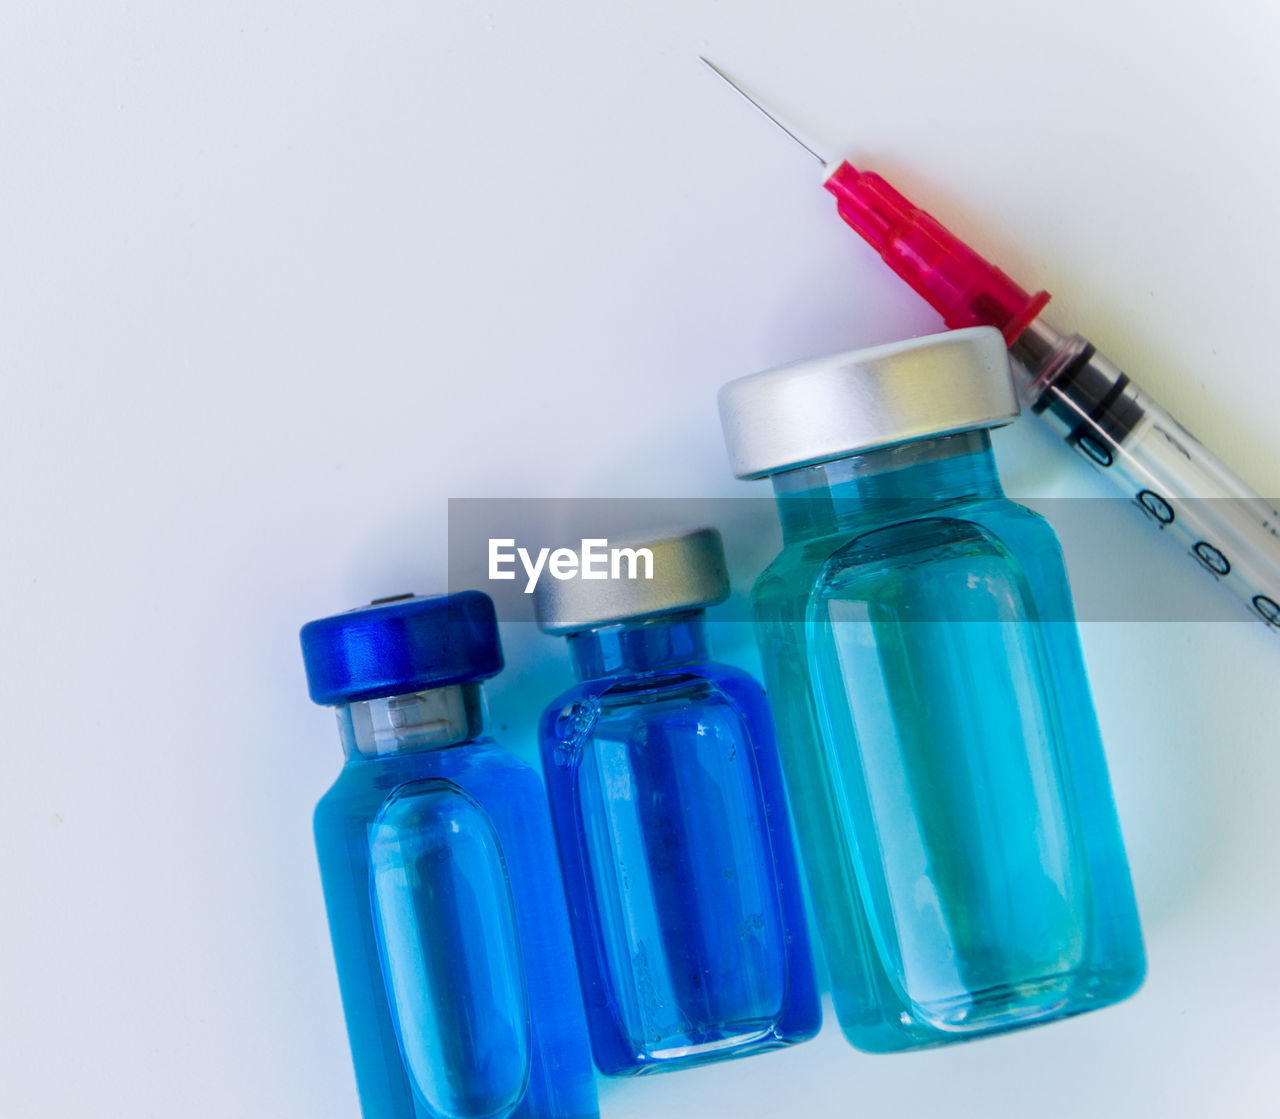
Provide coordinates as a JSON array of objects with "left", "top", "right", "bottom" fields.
[{"left": 1010, "top": 318, "right": 1280, "bottom": 627}]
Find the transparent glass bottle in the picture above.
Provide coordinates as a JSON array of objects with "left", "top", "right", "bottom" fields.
[
  {"left": 301, "top": 592, "right": 598, "bottom": 1119},
  {"left": 534, "top": 529, "right": 820, "bottom": 1075},
  {"left": 719, "top": 328, "right": 1146, "bottom": 1052}
]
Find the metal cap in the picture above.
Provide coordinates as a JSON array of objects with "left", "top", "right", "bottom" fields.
[
  {"left": 300, "top": 591, "right": 503, "bottom": 706},
  {"left": 533, "top": 528, "right": 730, "bottom": 635},
  {"left": 718, "top": 327, "right": 1020, "bottom": 479}
]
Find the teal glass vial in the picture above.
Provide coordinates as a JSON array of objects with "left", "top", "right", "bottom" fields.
[
  {"left": 301, "top": 592, "right": 597, "bottom": 1119},
  {"left": 718, "top": 328, "right": 1146, "bottom": 1051},
  {"left": 533, "top": 530, "right": 820, "bottom": 1075}
]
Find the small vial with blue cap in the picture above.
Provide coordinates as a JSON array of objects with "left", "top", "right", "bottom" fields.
[
  {"left": 301, "top": 591, "right": 598, "bottom": 1119},
  {"left": 534, "top": 528, "right": 820, "bottom": 1075}
]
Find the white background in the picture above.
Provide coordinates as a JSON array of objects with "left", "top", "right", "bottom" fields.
[{"left": 3, "top": 2, "right": 1280, "bottom": 1116}]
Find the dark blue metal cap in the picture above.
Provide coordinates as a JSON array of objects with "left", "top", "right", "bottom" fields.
[{"left": 300, "top": 591, "right": 503, "bottom": 706}]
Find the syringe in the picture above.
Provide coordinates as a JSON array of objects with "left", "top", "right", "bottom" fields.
[{"left": 702, "top": 58, "right": 1280, "bottom": 628}]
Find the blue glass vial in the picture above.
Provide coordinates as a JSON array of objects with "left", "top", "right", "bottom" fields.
[
  {"left": 301, "top": 592, "right": 598, "bottom": 1119},
  {"left": 533, "top": 529, "right": 820, "bottom": 1075},
  {"left": 718, "top": 328, "right": 1146, "bottom": 1052}
]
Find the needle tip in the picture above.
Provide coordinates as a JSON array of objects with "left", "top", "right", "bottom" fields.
[{"left": 696, "top": 57, "right": 828, "bottom": 165}]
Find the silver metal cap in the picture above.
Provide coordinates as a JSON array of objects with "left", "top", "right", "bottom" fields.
[
  {"left": 533, "top": 527, "right": 730, "bottom": 635},
  {"left": 718, "top": 327, "right": 1020, "bottom": 479}
]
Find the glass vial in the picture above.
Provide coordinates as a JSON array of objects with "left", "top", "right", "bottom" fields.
[
  {"left": 534, "top": 529, "right": 820, "bottom": 1075},
  {"left": 719, "top": 328, "right": 1146, "bottom": 1051},
  {"left": 301, "top": 592, "right": 598, "bottom": 1118}
]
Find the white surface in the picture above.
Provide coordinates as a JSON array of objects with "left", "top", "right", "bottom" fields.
[{"left": 3, "top": 2, "right": 1279, "bottom": 1116}]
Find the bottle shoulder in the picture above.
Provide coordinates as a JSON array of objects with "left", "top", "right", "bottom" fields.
[
  {"left": 539, "top": 662, "right": 773, "bottom": 759},
  {"left": 315, "top": 738, "right": 538, "bottom": 821},
  {"left": 756, "top": 497, "right": 1057, "bottom": 594},
  {"left": 752, "top": 496, "right": 1081, "bottom": 631},
  {"left": 541, "top": 659, "right": 762, "bottom": 711}
]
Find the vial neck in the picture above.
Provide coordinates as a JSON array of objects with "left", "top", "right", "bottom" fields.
[
  {"left": 773, "top": 430, "right": 1003, "bottom": 542},
  {"left": 567, "top": 612, "right": 709, "bottom": 681},
  {"left": 337, "top": 682, "right": 486, "bottom": 761}
]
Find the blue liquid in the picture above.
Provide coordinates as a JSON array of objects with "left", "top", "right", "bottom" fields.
[
  {"left": 370, "top": 783, "right": 529, "bottom": 1117},
  {"left": 753, "top": 432, "right": 1145, "bottom": 1051},
  {"left": 540, "top": 615, "right": 820, "bottom": 1075},
  {"left": 314, "top": 724, "right": 597, "bottom": 1118}
]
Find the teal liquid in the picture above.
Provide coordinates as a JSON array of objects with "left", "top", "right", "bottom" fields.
[{"left": 753, "top": 431, "right": 1145, "bottom": 1051}]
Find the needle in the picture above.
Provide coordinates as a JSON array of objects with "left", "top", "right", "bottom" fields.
[
  {"left": 698, "top": 56, "right": 828, "bottom": 166},
  {"left": 701, "top": 60, "right": 1280, "bottom": 630}
]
